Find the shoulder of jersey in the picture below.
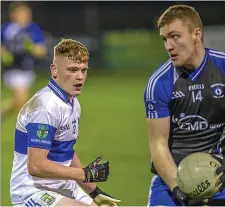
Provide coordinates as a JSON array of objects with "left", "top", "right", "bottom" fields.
[
  {"left": 207, "top": 48, "right": 225, "bottom": 73},
  {"left": 148, "top": 59, "right": 173, "bottom": 83},
  {"left": 26, "top": 86, "right": 59, "bottom": 112},
  {"left": 28, "top": 22, "right": 41, "bottom": 29},
  {"left": 1, "top": 22, "right": 11, "bottom": 31}
]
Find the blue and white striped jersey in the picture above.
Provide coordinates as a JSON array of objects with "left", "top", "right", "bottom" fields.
[{"left": 10, "top": 78, "right": 81, "bottom": 204}]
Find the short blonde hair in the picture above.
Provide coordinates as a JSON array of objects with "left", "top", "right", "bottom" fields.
[
  {"left": 54, "top": 38, "right": 89, "bottom": 63},
  {"left": 157, "top": 5, "right": 203, "bottom": 32}
]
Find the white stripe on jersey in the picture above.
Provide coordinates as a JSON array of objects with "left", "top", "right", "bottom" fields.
[
  {"left": 148, "top": 107, "right": 159, "bottom": 118},
  {"left": 208, "top": 52, "right": 225, "bottom": 59},
  {"left": 146, "top": 60, "right": 172, "bottom": 100},
  {"left": 208, "top": 49, "right": 225, "bottom": 56},
  {"left": 49, "top": 82, "right": 65, "bottom": 100},
  {"left": 151, "top": 111, "right": 158, "bottom": 118}
]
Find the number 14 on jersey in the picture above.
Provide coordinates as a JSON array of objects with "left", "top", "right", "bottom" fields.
[{"left": 192, "top": 90, "right": 203, "bottom": 102}]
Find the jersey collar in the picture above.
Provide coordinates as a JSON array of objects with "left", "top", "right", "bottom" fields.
[
  {"left": 48, "top": 78, "right": 71, "bottom": 104},
  {"left": 189, "top": 49, "right": 208, "bottom": 81},
  {"left": 177, "top": 49, "right": 208, "bottom": 81}
]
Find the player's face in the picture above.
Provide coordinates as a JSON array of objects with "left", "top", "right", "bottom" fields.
[
  {"left": 51, "top": 57, "right": 88, "bottom": 98},
  {"left": 11, "top": 6, "right": 32, "bottom": 26},
  {"left": 160, "top": 19, "right": 199, "bottom": 67}
]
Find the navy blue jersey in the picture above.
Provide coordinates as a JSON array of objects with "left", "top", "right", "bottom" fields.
[
  {"left": 144, "top": 48, "right": 225, "bottom": 174},
  {"left": 1, "top": 22, "right": 44, "bottom": 71}
]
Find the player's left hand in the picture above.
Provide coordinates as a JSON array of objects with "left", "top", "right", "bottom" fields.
[
  {"left": 172, "top": 186, "right": 209, "bottom": 206},
  {"left": 89, "top": 187, "right": 122, "bottom": 206},
  {"left": 83, "top": 156, "right": 109, "bottom": 182},
  {"left": 212, "top": 154, "right": 225, "bottom": 188}
]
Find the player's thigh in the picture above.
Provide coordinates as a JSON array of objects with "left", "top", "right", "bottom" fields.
[
  {"left": 208, "top": 188, "right": 225, "bottom": 206},
  {"left": 208, "top": 199, "right": 225, "bottom": 206},
  {"left": 55, "top": 196, "right": 91, "bottom": 206},
  {"left": 148, "top": 175, "right": 177, "bottom": 206},
  {"left": 12, "top": 87, "right": 29, "bottom": 106},
  {"left": 4, "top": 69, "right": 35, "bottom": 106},
  {"left": 73, "top": 181, "right": 94, "bottom": 205}
]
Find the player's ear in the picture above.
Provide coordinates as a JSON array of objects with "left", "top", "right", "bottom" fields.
[
  {"left": 50, "top": 63, "right": 57, "bottom": 79},
  {"left": 193, "top": 28, "right": 202, "bottom": 44}
]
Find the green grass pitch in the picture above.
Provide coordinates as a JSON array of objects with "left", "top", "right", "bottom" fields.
[{"left": 1, "top": 70, "right": 156, "bottom": 206}]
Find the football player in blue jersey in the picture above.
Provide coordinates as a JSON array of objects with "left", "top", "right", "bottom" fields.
[
  {"left": 1, "top": 2, "right": 47, "bottom": 117},
  {"left": 10, "top": 39, "right": 121, "bottom": 206},
  {"left": 144, "top": 4, "right": 225, "bottom": 206}
]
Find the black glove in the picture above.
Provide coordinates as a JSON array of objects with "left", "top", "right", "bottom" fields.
[
  {"left": 212, "top": 154, "right": 225, "bottom": 188},
  {"left": 172, "top": 186, "right": 209, "bottom": 206},
  {"left": 89, "top": 187, "right": 121, "bottom": 206},
  {"left": 83, "top": 156, "right": 109, "bottom": 182}
]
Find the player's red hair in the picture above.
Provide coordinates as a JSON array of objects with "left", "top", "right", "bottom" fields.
[{"left": 54, "top": 38, "right": 89, "bottom": 63}]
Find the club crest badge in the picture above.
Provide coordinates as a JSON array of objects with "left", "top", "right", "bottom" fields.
[
  {"left": 37, "top": 124, "right": 49, "bottom": 139},
  {"left": 210, "top": 83, "right": 225, "bottom": 99}
]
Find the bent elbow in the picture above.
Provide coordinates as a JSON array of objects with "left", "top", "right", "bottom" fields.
[
  {"left": 27, "top": 162, "right": 42, "bottom": 177},
  {"left": 28, "top": 164, "right": 38, "bottom": 176}
]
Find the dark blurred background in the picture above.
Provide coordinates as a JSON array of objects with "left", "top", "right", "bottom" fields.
[
  {"left": 2, "top": 1, "right": 225, "bottom": 70},
  {"left": 1, "top": 1, "right": 225, "bottom": 206}
]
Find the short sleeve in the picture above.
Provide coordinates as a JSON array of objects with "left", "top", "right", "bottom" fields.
[
  {"left": 30, "top": 23, "right": 45, "bottom": 44},
  {"left": 144, "top": 77, "right": 172, "bottom": 119},
  {"left": 26, "top": 110, "right": 58, "bottom": 150}
]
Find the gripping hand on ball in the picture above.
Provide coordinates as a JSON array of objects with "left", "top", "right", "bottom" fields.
[
  {"left": 83, "top": 156, "right": 109, "bottom": 182},
  {"left": 89, "top": 187, "right": 122, "bottom": 206},
  {"left": 172, "top": 186, "right": 209, "bottom": 206},
  {"left": 212, "top": 154, "right": 225, "bottom": 188}
]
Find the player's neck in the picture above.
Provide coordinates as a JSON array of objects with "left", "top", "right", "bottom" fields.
[
  {"left": 52, "top": 78, "right": 74, "bottom": 103},
  {"left": 184, "top": 45, "right": 205, "bottom": 70}
]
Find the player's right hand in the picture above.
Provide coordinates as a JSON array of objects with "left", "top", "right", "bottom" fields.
[
  {"left": 83, "top": 156, "right": 109, "bottom": 182},
  {"left": 172, "top": 186, "right": 209, "bottom": 206}
]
